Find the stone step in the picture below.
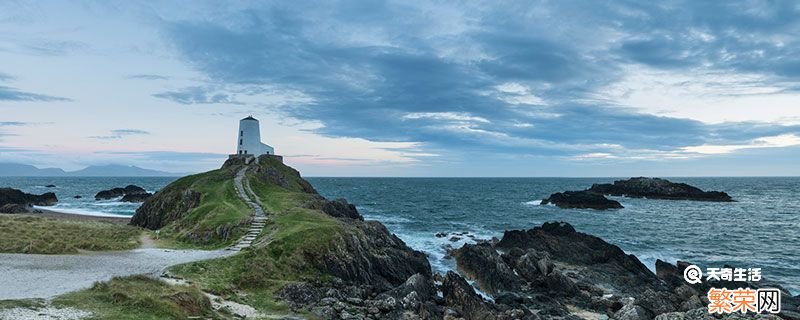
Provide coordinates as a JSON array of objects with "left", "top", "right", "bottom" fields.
[
  {"left": 248, "top": 229, "right": 262, "bottom": 232},
  {"left": 238, "top": 241, "right": 252, "bottom": 246}
]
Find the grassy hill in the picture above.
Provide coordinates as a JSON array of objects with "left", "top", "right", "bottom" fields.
[
  {"left": 130, "top": 162, "right": 252, "bottom": 248},
  {"left": 29, "top": 156, "right": 429, "bottom": 318}
]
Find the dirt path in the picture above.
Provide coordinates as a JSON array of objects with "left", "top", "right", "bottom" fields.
[{"left": 0, "top": 248, "right": 233, "bottom": 300}]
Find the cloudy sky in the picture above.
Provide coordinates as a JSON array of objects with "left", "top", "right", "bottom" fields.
[{"left": 1, "top": 1, "right": 799, "bottom": 176}]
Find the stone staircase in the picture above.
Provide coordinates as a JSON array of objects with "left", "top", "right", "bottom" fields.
[{"left": 228, "top": 164, "right": 268, "bottom": 251}]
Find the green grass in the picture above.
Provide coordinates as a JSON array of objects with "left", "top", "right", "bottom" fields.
[
  {"left": 0, "top": 298, "right": 45, "bottom": 310},
  {"left": 53, "top": 275, "right": 221, "bottom": 320},
  {"left": 151, "top": 165, "right": 252, "bottom": 247},
  {"left": 0, "top": 215, "right": 141, "bottom": 254},
  {"left": 169, "top": 160, "right": 344, "bottom": 317}
]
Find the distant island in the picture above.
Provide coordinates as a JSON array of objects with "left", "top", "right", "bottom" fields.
[{"left": 0, "top": 163, "right": 185, "bottom": 177}]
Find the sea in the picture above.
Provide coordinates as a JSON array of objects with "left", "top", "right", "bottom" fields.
[{"left": 2, "top": 176, "right": 798, "bottom": 294}]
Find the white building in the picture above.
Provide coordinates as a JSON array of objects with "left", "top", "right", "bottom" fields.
[{"left": 236, "top": 116, "right": 274, "bottom": 156}]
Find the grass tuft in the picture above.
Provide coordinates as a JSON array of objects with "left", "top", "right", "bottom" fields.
[
  {"left": 0, "top": 215, "right": 141, "bottom": 254},
  {"left": 53, "top": 275, "right": 218, "bottom": 320}
]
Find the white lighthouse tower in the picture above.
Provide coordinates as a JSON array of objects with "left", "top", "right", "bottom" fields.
[{"left": 236, "top": 116, "right": 274, "bottom": 156}]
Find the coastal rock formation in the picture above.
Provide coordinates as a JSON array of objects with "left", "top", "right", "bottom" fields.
[
  {"left": 94, "top": 187, "right": 125, "bottom": 200},
  {"left": 0, "top": 203, "right": 29, "bottom": 213},
  {"left": 0, "top": 188, "right": 58, "bottom": 213},
  {"left": 96, "top": 185, "right": 152, "bottom": 202},
  {"left": 588, "top": 177, "right": 733, "bottom": 202},
  {"left": 309, "top": 220, "right": 431, "bottom": 290},
  {"left": 120, "top": 193, "right": 152, "bottom": 202},
  {"left": 541, "top": 190, "right": 623, "bottom": 210},
  {"left": 445, "top": 221, "right": 800, "bottom": 319},
  {"left": 318, "top": 198, "right": 363, "bottom": 220},
  {"left": 131, "top": 189, "right": 201, "bottom": 230}
]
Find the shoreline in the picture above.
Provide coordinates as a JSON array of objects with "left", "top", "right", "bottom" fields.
[{"left": 21, "top": 208, "right": 132, "bottom": 225}]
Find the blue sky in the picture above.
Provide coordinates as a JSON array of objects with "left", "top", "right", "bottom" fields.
[{"left": 1, "top": 1, "right": 799, "bottom": 176}]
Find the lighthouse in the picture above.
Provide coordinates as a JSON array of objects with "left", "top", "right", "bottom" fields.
[{"left": 236, "top": 116, "right": 274, "bottom": 156}]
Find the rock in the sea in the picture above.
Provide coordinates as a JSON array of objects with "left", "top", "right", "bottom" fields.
[
  {"left": 73, "top": 195, "right": 82, "bottom": 199},
  {"left": 95, "top": 185, "right": 150, "bottom": 201},
  {"left": 0, "top": 203, "right": 30, "bottom": 213},
  {"left": 0, "top": 187, "right": 58, "bottom": 207},
  {"left": 541, "top": 190, "right": 623, "bottom": 210},
  {"left": 123, "top": 184, "right": 148, "bottom": 195},
  {"left": 588, "top": 177, "right": 733, "bottom": 202},
  {"left": 45, "top": 184, "right": 56, "bottom": 188},
  {"left": 121, "top": 193, "right": 152, "bottom": 202},
  {"left": 94, "top": 187, "right": 126, "bottom": 200}
]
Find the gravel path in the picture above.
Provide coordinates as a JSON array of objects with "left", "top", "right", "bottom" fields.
[
  {"left": 0, "top": 248, "right": 232, "bottom": 300},
  {"left": 0, "top": 164, "right": 261, "bottom": 302}
]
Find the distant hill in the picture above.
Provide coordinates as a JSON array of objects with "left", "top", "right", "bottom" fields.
[{"left": 0, "top": 162, "right": 183, "bottom": 177}]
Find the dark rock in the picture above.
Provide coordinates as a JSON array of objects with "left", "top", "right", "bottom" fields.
[
  {"left": 73, "top": 195, "right": 82, "bottom": 199},
  {"left": 0, "top": 203, "right": 30, "bottom": 213},
  {"left": 309, "top": 220, "right": 431, "bottom": 290},
  {"left": 613, "top": 304, "right": 653, "bottom": 320},
  {"left": 131, "top": 189, "right": 201, "bottom": 230},
  {"left": 453, "top": 242, "right": 521, "bottom": 295},
  {"left": 123, "top": 185, "right": 147, "bottom": 195},
  {"left": 441, "top": 271, "right": 497, "bottom": 320},
  {"left": 96, "top": 185, "right": 148, "bottom": 200},
  {"left": 514, "top": 249, "right": 553, "bottom": 283},
  {"left": 0, "top": 188, "right": 58, "bottom": 207},
  {"left": 496, "top": 221, "right": 676, "bottom": 316},
  {"left": 449, "top": 236, "right": 462, "bottom": 242},
  {"left": 94, "top": 187, "right": 125, "bottom": 200},
  {"left": 121, "top": 193, "right": 152, "bottom": 202},
  {"left": 320, "top": 198, "right": 363, "bottom": 220},
  {"left": 45, "top": 184, "right": 56, "bottom": 188},
  {"left": 435, "top": 232, "right": 447, "bottom": 238},
  {"left": 587, "top": 177, "right": 733, "bottom": 202},
  {"left": 541, "top": 191, "right": 623, "bottom": 210}
]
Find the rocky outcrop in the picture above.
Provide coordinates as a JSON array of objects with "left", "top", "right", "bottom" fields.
[
  {"left": 131, "top": 189, "right": 201, "bottom": 229},
  {"left": 95, "top": 185, "right": 150, "bottom": 200},
  {"left": 121, "top": 193, "right": 152, "bottom": 202},
  {"left": 94, "top": 187, "right": 125, "bottom": 200},
  {"left": 310, "top": 220, "right": 431, "bottom": 290},
  {"left": 588, "top": 177, "right": 733, "bottom": 202},
  {"left": 318, "top": 198, "right": 363, "bottom": 220},
  {"left": 0, "top": 188, "right": 58, "bottom": 209},
  {"left": 541, "top": 190, "right": 623, "bottom": 210},
  {"left": 452, "top": 242, "right": 521, "bottom": 295},
  {"left": 0, "top": 203, "right": 30, "bottom": 213}
]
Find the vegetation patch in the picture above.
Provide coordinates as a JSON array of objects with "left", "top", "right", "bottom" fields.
[
  {"left": 0, "top": 298, "right": 45, "bottom": 310},
  {"left": 170, "top": 158, "right": 345, "bottom": 316},
  {"left": 0, "top": 215, "right": 141, "bottom": 254},
  {"left": 53, "top": 275, "right": 219, "bottom": 320},
  {"left": 133, "top": 165, "right": 252, "bottom": 248}
]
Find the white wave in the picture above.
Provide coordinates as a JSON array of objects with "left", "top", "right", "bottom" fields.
[
  {"left": 523, "top": 200, "right": 542, "bottom": 205},
  {"left": 33, "top": 205, "right": 133, "bottom": 218}
]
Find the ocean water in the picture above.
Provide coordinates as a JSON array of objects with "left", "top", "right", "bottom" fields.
[
  {"left": 307, "top": 177, "right": 800, "bottom": 294},
  {"left": 0, "top": 176, "right": 176, "bottom": 216},
  {"left": 2, "top": 176, "right": 798, "bottom": 293}
]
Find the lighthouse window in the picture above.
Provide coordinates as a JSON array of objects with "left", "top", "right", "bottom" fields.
[
  {"left": 240, "top": 130, "right": 243, "bottom": 137},
  {"left": 239, "top": 139, "right": 242, "bottom": 145}
]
